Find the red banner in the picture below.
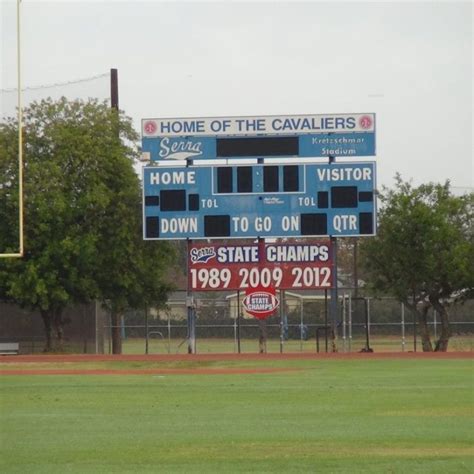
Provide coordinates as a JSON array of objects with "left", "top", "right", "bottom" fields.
[{"left": 188, "top": 240, "right": 332, "bottom": 291}]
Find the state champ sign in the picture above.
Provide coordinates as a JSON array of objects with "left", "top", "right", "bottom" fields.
[{"left": 188, "top": 240, "right": 333, "bottom": 291}]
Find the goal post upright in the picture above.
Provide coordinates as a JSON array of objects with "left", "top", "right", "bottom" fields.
[{"left": 1, "top": 0, "right": 24, "bottom": 258}]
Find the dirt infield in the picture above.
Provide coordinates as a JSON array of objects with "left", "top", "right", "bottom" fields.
[
  {"left": 1, "top": 351, "right": 472, "bottom": 364},
  {"left": 0, "top": 367, "right": 301, "bottom": 376},
  {"left": 1, "top": 352, "right": 471, "bottom": 376}
]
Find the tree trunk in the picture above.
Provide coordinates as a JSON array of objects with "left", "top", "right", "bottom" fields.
[
  {"left": 40, "top": 310, "right": 54, "bottom": 352},
  {"left": 53, "top": 309, "right": 64, "bottom": 352},
  {"left": 430, "top": 297, "right": 450, "bottom": 352},
  {"left": 110, "top": 310, "right": 122, "bottom": 354},
  {"left": 417, "top": 304, "right": 433, "bottom": 352}
]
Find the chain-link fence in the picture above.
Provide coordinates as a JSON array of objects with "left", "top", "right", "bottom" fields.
[
  {"left": 100, "top": 291, "right": 473, "bottom": 355},
  {"left": 1, "top": 292, "right": 472, "bottom": 354}
]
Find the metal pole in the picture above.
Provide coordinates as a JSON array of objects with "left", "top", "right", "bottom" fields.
[
  {"left": 1, "top": 0, "right": 24, "bottom": 258},
  {"left": 110, "top": 68, "right": 119, "bottom": 110},
  {"left": 300, "top": 297, "right": 303, "bottom": 352},
  {"left": 17, "top": 0, "right": 24, "bottom": 257},
  {"left": 329, "top": 237, "right": 338, "bottom": 352},
  {"left": 364, "top": 298, "right": 371, "bottom": 351},
  {"left": 342, "top": 294, "right": 347, "bottom": 353},
  {"left": 433, "top": 309, "right": 437, "bottom": 340},
  {"left": 279, "top": 290, "right": 284, "bottom": 354},
  {"left": 413, "top": 308, "right": 417, "bottom": 352},
  {"left": 348, "top": 294, "right": 352, "bottom": 353},
  {"left": 324, "top": 289, "right": 328, "bottom": 352},
  {"left": 186, "top": 239, "right": 195, "bottom": 354},
  {"left": 237, "top": 290, "right": 241, "bottom": 354},
  {"left": 145, "top": 307, "right": 149, "bottom": 355},
  {"left": 401, "top": 302, "right": 406, "bottom": 352},
  {"left": 167, "top": 311, "right": 171, "bottom": 354}
]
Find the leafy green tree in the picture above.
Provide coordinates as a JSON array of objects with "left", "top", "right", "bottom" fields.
[
  {"left": 0, "top": 97, "right": 174, "bottom": 352},
  {"left": 361, "top": 176, "right": 474, "bottom": 351}
]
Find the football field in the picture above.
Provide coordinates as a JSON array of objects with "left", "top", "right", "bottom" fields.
[{"left": 1, "top": 353, "right": 473, "bottom": 473}]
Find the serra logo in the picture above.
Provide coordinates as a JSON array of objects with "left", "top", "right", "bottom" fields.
[
  {"left": 242, "top": 287, "right": 279, "bottom": 320},
  {"left": 190, "top": 247, "right": 216, "bottom": 264},
  {"left": 159, "top": 137, "right": 203, "bottom": 160}
]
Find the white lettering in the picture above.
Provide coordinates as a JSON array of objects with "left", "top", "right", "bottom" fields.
[
  {"left": 161, "top": 218, "right": 198, "bottom": 234},
  {"left": 149, "top": 171, "right": 196, "bottom": 185}
]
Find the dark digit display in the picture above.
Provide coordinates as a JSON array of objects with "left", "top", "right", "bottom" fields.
[
  {"left": 188, "top": 194, "right": 199, "bottom": 211},
  {"left": 359, "top": 212, "right": 374, "bottom": 234},
  {"left": 160, "top": 190, "right": 186, "bottom": 211},
  {"left": 217, "top": 136, "right": 299, "bottom": 157},
  {"left": 318, "top": 191, "right": 328, "bottom": 208},
  {"left": 264, "top": 166, "right": 279, "bottom": 192},
  {"left": 331, "top": 186, "right": 358, "bottom": 208},
  {"left": 359, "top": 191, "right": 373, "bottom": 202},
  {"left": 283, "top": 166, "right": 299, "bottom": 192},
  {"left": 301, "top": 213, "right": 327, "bottom": 236},
  {"left": 146, "top": 217, "right": 159, "bottom": 238},
  {"left": 237, "top": 167, "right": 253, "bottom": 193},
  {"left": 204, "top": 215, "right": 231, "bottom": 237},
  {"left": 217, "top": 167, "right": 233, "bottom": 193},
  {"left": 145, "top": 196, "right": 160, "bottom": 207}
]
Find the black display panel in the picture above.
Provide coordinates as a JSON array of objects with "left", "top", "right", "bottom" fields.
[
  {"left": 264, "top": 166, "right": 279, "bottom": 192},
  {"left": 283, "top": 166, "right": 299, "bottom": 192},
  {"left": 217, "top": 167, "right": 233, "bottom": 193},
  {"left": 160, "top": 190, "right": 186, "bottom": 211},
  {"left": 318, "top": 191, "right": 328, "bottom": 209},
  {"left": 204, "top": 215, "right": 231, "bottom": 237},
  {"left": 301, "top": 213, "right": 327, "bottom": 236},
  {"left": 146, "top": 217, "right": 159, "bottom": 238},
  {"left": 359, "top": 212, "right": 374, "bottom": 234},
  {"left": 145, "top": 196, "right": 160, "bottom": 207},
  {"left": 188, "top": 194, "right": 199, "bottom": 211},
  {"left": 359, "top": 191, "right": 373, "bottom": 202},
  {"left": 237, "top": 167, "right": 253, "bottom": 193},
  {"left": 216, "top": 136, "right": 299, "bottom": 157},
  {"left": 331, "top": 186, "right": 358, "bottom": 208}
]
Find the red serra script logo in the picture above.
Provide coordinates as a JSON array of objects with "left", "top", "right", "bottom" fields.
[{"left": 243, "top": 287, "right": 279, "bottom": 320}]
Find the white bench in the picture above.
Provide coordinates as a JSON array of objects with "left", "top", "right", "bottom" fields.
[{"left": 0, "top": 342, "right": 20, "bottom": 355}]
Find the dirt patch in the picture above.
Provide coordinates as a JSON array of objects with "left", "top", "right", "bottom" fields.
[
  {"left": 0, "top": 351, "right": 472, "bottom": 365},
  {"left": 0, "top": 367, "right": 299, "bottom": 376}
]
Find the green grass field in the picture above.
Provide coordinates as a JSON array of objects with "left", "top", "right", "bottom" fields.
[{"left": 1, "top": 357, "right": 473, "bottom": 473}]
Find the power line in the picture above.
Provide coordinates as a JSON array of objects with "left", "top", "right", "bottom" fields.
[{"left": 1, "top": 72, "right": 109, "bottom": 93}]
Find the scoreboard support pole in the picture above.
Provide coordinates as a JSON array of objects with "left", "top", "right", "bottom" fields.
[
  {"left": 328, "top": 155, "right": 338, "bottom": 352},
  {"left": 329, "top": 237, "right": 338, "bottom": 351},
  {"left": 186, "top": 239, "right": 196, "bottom": 354}
]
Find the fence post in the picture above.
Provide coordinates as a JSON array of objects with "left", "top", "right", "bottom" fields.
[
  {"left": 145, "top": 307, "right": 149, "bottom": 355},
  {"left": 401, "top": 302, "right": 406, "bottom": 352},
  {"left": 299, "top": 297, "right": 304, "bottom": 352},
  {"left": 342, "top": 294, "right": 347, "bottom": 353},
  {"left": 348, "top": 294, "right": 352, "bottom": 353}
]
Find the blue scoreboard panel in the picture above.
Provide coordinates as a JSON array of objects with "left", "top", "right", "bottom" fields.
[
  {"left": 142, "top": 133, "right": 375, "bottom": 162},
  {"left": 143, "top": 162, "right": 376, "bottom": 240}
]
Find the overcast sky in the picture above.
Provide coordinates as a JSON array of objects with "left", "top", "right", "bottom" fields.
[{"left": 1, "top": 0, "right": 472, "bottom": 191}]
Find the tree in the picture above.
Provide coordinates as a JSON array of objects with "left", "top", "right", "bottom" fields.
[
  {"left": 0, "top": 97, "right": 174, "bottom": 352},
  {"left": 361, "top": 175, "right": 474, "bottom": 351}
]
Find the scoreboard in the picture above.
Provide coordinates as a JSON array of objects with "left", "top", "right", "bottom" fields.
[
  {"left": 141, "top": 113, "right": 376, "bottom": 162},
  {"left": 143, "top": 162, "right": 376, "bottom": 240}
]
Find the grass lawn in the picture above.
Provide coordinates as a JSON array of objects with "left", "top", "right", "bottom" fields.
[{"left": 1, "top": 358, "right": 473, "bottom": 473}]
